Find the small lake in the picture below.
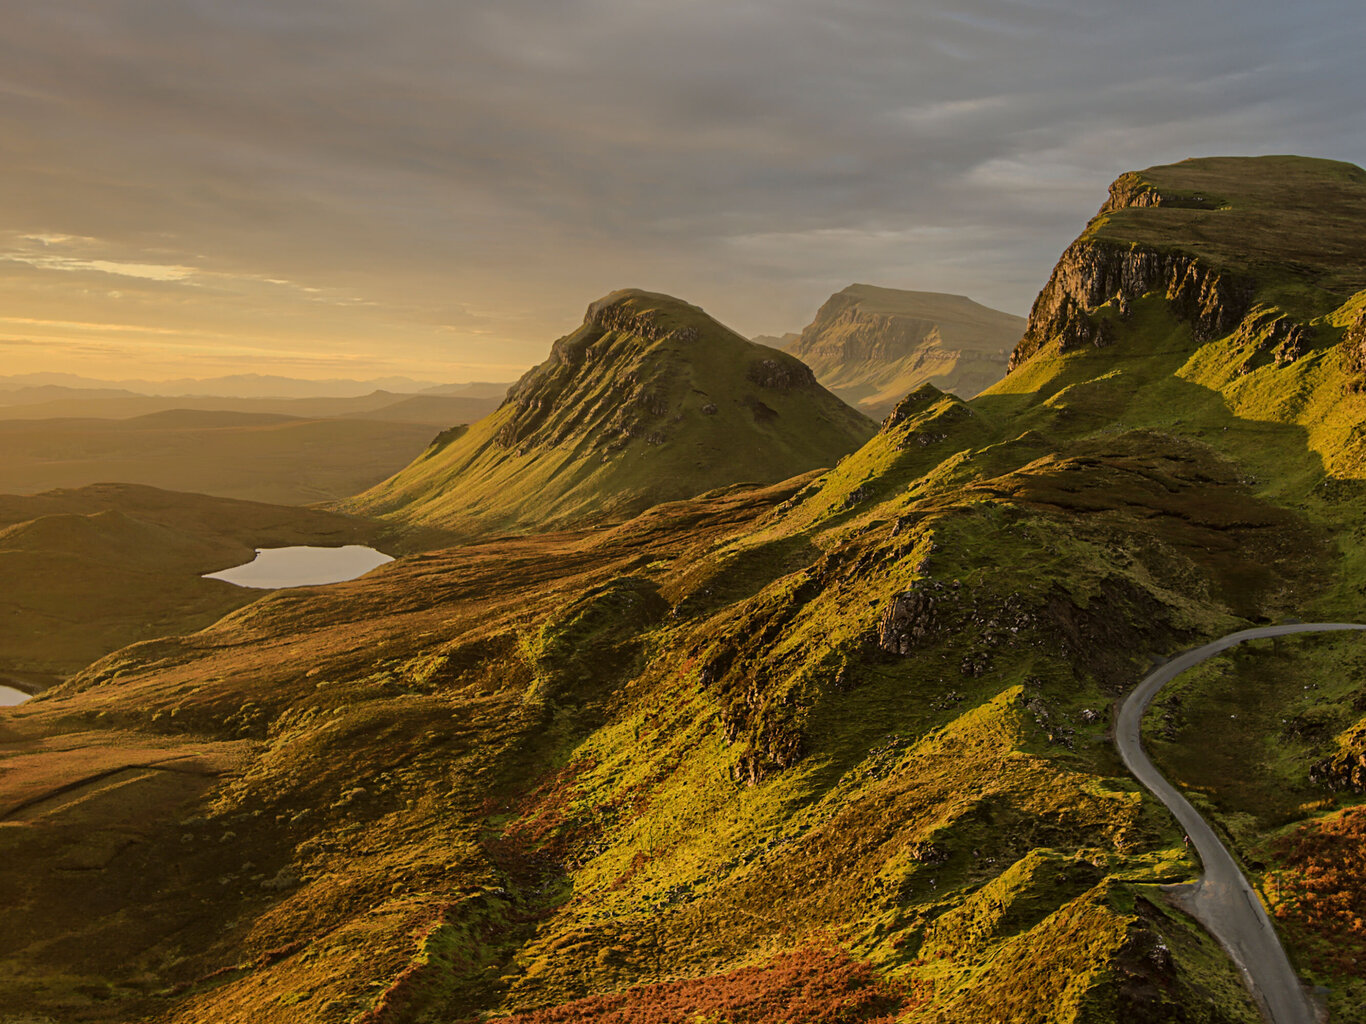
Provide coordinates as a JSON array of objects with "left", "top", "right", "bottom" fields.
[
  {"left": 203, "top": 545, "right": 395, "bottom": 589},
  {"left": 0, "top": 685, "right": 30, "bottom": 706}
]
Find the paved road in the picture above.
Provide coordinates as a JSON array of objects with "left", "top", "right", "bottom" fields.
[{"left": 1116, "top": 623, "right": 1366, "bottom": 1024}]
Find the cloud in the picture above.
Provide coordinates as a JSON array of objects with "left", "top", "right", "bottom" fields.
[
  {"left": 4, "top": 253, "right": 197, "bottom": 281},
  {"left": 0, "top": 0, "right": 1360, "bottom": 375}
]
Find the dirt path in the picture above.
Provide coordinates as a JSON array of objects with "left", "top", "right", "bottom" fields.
[{"left": 1116, "top": 623, "right": 1366, "bottom": 1024}]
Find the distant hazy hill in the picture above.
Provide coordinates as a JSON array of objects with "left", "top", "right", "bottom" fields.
[
  {"left": 348, "top": 288, "right": 875, "bottom": 534},
  {"left": 785, "top": 284, "right": 1025, "bottom": 418},
  {"left": 751, "top": 332, "right": 801, "bottom": 350},
  {"left": 0, "top": 372, "right": 453, "bottom": 399},
  {"left": 0, "top": 411, "right": 443, "bottom": 504},
  {"left": 0, "top": 389, "right": 502, "bottom": 427},
  {"left": 418, "top": 381, "right": 514, "bottom": 399}
]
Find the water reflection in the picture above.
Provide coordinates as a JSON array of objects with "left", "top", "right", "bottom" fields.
[
  {"left": 0, "top": 685, "right": 30, "bottom": 706},
  {"left": 203, "top": 545, "right": 394, "bottom": 589}
]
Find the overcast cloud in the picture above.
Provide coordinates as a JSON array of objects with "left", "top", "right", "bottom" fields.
[{"left": 0, "top": 0, "right": 1362, "bottom": 378}]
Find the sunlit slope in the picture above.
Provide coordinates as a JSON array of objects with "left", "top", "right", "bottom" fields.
[
  {"left": 4, "top": 159, "right": 1366, "bottom": 1024},
  {"left": 347, "top": 290, "right": 876, "bottom": 535},
  {"left": 788, "top": 284, "right": 1024, "bottom": 416}
]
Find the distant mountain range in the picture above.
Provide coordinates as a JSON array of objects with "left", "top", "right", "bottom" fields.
[{"left": 0, "top": 372, "right": 513, "bottom": 400}]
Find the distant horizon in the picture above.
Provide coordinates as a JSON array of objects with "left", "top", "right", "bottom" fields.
[
  {"left": 0, "top": 370, "right": 518, "bottom": 400},
  {"left": 0, "top": 278, "right": 1035, "bottom": 385},
  {"left": 2, "top": 3, "right": 1361, "bottom": 381}
]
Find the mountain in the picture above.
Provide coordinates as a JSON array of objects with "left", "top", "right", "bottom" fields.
[
  {"left": 3, "top": 158, "right": 1366, "bottom": 1024},
  {"left": 785, "top": 284, "right": 1025, "bottom": 417},
  {"left": 418, "top": 381, "right": 514, "bottom": 399},
  {"left": 347, "top": 288, "right": 876, "bottom": 535}
]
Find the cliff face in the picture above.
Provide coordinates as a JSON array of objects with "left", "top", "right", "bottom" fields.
[
  {"left": 788, "top": 284, "right": 1024, "bottom": 418},
  {"left": 1009, "top": 156, "right": 1366, "bottom": 373},
  {"left": 1009, "top": 200, "right": 1255, "bottom": 370},
  {"left": 1344, "top": 308, "right": 1366, "bottom": 391}
]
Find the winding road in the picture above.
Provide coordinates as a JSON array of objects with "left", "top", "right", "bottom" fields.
[{"left": 1116, "top": 623, "right": 1366, "bottom": 1024}]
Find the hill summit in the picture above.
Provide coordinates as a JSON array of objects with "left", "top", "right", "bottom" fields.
[
  {"left": 348, "top": 289, "right": 875, "bottom": 535},
  {"left": 785, "top": 284, "right": 1025, "bottom": 418}
]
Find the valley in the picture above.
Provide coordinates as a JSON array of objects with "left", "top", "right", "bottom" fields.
[{"left": 1, "top": 155, "right": 1366, "bottom": 1024}]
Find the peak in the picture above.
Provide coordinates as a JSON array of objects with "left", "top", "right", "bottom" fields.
[
  {"left": 1010, "top": 153, "right": 1366, "bottom": 370},
  {"left": 1081, "top": 153, "right": 1366, "bottom": 315},
  {"left": 821, "top": 284, "right": 1023, "bottom": 322},
  {"left": 584, "top": 289, "right": 709, "bottom": 329}
]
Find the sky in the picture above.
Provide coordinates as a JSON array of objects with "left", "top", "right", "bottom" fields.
[{"left": 1, "top": 0, "right": 1363, "bottom": 382}]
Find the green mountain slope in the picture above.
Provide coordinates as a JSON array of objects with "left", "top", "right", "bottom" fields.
[
  {"left": 2, "top": 158, "right": 1366, "bottom": 1024},
  {"left": 786, "top": 285, "right": 1025, "bottom": 418},
  {"left": 346, "top": 289, "right": 876, "bottom": 536}
]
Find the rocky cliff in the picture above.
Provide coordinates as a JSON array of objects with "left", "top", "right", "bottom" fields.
[{"left": 1008, "top": 155, "right": 1366, "bottom": 372}]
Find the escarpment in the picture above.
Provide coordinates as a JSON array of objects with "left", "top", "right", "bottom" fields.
[
  {"left": 1008, "top": 239, "right": 1255, "bottom": 369},
  {"left": 1009, "top": 156, "right": 1366, "bottom": 371},
  {"left": 1343, "top": 307, "right": 1366, "bottom": 392}
]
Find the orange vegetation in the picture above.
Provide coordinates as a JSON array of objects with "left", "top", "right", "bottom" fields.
[
  {"left": 484, "top": 946, "right": 913, "bottom": 1024},
  {"left": 1271, "top": 805, "right": 1366, "bottom": 973}
]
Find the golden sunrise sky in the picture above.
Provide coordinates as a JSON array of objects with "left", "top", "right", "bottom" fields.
[{"left": 2, "top": 1, "right": 1363, "bottom": 382}]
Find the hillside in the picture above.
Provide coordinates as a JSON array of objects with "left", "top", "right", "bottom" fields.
[
  {"left": 0, "top": 484, "right": 395, "bottom": 688},
  {"left": 786, "top": 285, "right": 1025, "bottom": 418},
  {"left": 0, "top": 412, "right": 448, "bottom": 505},
  {"left": 2, "top": 157, "right": 1366, "bottom": 1024},
  {"left": 347, "top": 289, "right": 876, "bottom": 535}
]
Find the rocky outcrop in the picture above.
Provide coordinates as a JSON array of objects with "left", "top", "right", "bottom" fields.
[
  {"left": 881, "top": 383, "right": 945, "bottom": 432},
  {"left": 1009, "top": 239, "right": 1255, "bottom": 369},
  {"left": 1343, "top": 309, "right": 1366, "bottom": 392},
  {"left": 878, "top": 585, "right": 939, "bottom": 655},
  {"left": 584, "top": 293, "right": 701, "bottom": 344},
  {"left": 746, "top": 358, "right": 816, "bottom": 391},
  {"left": 1098, "top": 171, "right": 1221, "bottom": 214},
  {"left": 1230, "top": 306, "right": 1318, "bottom": 373}
]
